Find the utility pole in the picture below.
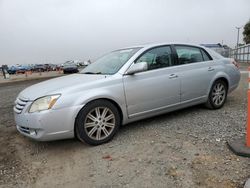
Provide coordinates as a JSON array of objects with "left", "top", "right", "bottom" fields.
[
  {"left": 236, "top": 26, "right": 241, "bottom": 48},
  {"left": 235, "top": 26, "right": 242, "bottom": 62}
]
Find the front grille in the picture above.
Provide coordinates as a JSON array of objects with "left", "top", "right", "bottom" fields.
[
  {"left": 14, "top": 97, "right": 29, "bottom": 114},
  {"left": 18, "top": 126, "right": 37, "bottom": 136},
  {"left": 19, "top": 126, "right": 30, "bottom": 134}
]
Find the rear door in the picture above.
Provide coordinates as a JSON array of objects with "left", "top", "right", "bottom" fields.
[
  {"left": 173, "top": 45, "right": 217, "bottom": 102},
  {"left": 123, "top": 46, "right": 181, "bottom": 118}
]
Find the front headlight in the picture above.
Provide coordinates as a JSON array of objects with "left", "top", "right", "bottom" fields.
[{"left": 29, "top": 95, "right": 61, "bottom": 113}]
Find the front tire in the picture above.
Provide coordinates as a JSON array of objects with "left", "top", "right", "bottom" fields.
[
  {"left": 75, "top": 100, "right": 120, "bottom": 145},
  {"left": 206, "top": 79, "right": 228, "bottom": 109}
]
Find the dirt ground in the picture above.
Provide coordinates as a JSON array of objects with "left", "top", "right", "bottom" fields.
[{"left": 0, "top": 73, "right": 249, "bottom": 188}]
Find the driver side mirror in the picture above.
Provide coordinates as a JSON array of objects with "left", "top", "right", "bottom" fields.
[{"left": 125, "top": 62, "right": 148, "bottom": 75}]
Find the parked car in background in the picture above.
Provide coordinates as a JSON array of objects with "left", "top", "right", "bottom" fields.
[
  {"left": 21, "top": 65, "right": 32, "bottom": 73},
  {"left": 8, "top": 65, "right": 31, "bottom": 74},
  {"left": 33, "top": 64, "right": 46, "bottom": 72},
  {"left": 15, "top": 66, "right": 24, "bottom": 74},
  {"left": 63, "top": 63, "right": 79, "bottom": 74},
  {"left": 49, "top": 64, "right": 57, "bottom": 71},
  {"left": 14, "top": 43, "right": 240, "bottom": 145},
  {"left": 44, "top": 64, "right": 50, "bottom": 71},
  {"left": 44, "top": 64, "right": 57, "bottom": 71},
  {"left": 7, "top": 66, "right": 18, "bottom": 74}
]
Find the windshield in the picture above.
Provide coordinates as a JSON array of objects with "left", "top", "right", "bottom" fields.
[{"left": 81, "top": 48, "right": 141, "bottom": 75}]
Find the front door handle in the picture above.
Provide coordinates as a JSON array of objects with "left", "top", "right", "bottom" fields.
[
  {"left": 208, "top": 67, "right": 215, "bottom": 71},
  {"left": 169, "top": 74, "right": 178, "bottom": 79}
]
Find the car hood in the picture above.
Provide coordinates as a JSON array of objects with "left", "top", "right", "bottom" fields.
[{"left": 18, "top": 74, "right": 108, "bottom": 100}]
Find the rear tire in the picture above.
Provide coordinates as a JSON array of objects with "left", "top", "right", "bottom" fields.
[
  {"left": 75, "top": 100, "right": 120, "bottom": 145},
  {"left": 206, "top": 79, "right": 228, "bottom": 109}
]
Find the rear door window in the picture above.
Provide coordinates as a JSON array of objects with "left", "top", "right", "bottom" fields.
[{"left": 175, "top": 46, "right": 205, "bottom": 64}]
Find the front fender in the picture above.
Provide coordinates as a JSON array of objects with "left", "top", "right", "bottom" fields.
[{"left": 53, "top": 87, "right": 128, "bottom": 123}]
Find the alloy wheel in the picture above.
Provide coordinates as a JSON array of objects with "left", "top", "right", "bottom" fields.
[
  {"left": 84, "top": 107, "right": 115, "bottom": 141},
  {"left": 211, "top": 82, "right": 226, "bottom": 106}
]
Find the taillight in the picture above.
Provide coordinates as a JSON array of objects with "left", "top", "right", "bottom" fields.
[{"left": 232, "top": 59, "right": 239, "bottom": 68}]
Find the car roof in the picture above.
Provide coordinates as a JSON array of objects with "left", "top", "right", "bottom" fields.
[
  {"left": 120, "top": 42, "right": 207, "bottom": 50},
  {"left": 117, "top": 42, "right": 224, "bottom": 62}
]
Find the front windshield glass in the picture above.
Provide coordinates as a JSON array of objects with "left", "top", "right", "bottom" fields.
[{"left": 81, "top": 48, "right": 141, "bottom": 75}]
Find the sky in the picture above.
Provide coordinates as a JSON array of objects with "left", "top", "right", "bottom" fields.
[{"left": 0, "top": 0, "right": 249, "bottom": 65}]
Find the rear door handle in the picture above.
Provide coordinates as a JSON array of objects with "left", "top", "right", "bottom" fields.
[
  {"left": 208, "top": 67, "right": 215, "bottom": 71},
  {"left": 169, "top": 74, "right": 178, "bottom": 79}
]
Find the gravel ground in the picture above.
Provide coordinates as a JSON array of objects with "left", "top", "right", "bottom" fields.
[{"left": 0, "top": 74, "right": 250, "bottom": 188}]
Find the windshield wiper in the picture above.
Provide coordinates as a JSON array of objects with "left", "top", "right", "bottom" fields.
[{"left": 82, "top": 72, "right": 102, "bottom": 74}]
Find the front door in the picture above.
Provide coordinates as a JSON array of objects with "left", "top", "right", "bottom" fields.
[{"left": 123, "top": 46, "right": 181, "bottom": 118}]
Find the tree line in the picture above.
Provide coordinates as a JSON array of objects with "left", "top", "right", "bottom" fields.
[{"left": 243, "top": 20, "right": 250, "bottom": 44}]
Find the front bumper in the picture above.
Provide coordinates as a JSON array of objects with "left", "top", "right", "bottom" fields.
[{"left": 14, "top": 102, "right": 83, "bottom": 141}]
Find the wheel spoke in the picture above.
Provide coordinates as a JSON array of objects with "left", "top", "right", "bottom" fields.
[
  {"left": 88, "top": 126, "right": 98, "bottom": 137},
  {"left": 219, "top": 85, "right": 223, "bottom": 91},
  {"left": 87, "top": 113, "right": 97, "bottom": 122},
  {"left": 96, "top": 129, "right": 101, "bottom": 140},
  {"left": 219, "top": 98, "right": 223, "bottom": 104},
  {"left": 212, "top": 95, "right": 217, "bottom": 102},
  {"left": 219, "top": 95, "right": 223, "bottom": 101},
  {"left": 218, "top": 91, "right": 225, "bottom": 96},
  {"left": 105, "top": 122, "right": 115, "bottom": 128},
  {"left": 105, "top": 114, "right": 114, "bottom": 122},
  {"left": 95, "top": 107, "right": 101, "bottom": 118},
  {"left": 217, "top": 98, "right": 221, "bottom": 104},
  {"left": 101, "top": 108, "right": 109, "bottom": 119},
  {"left": 102, "top": 127, "right": 109, "bottom": 136},
  {"left": 85, "top": 122, "right": 96, "bottom": 128},
  {"left": 215, "top": 98, "right": 219, "bottom": 105},
  {"left": 215, "top": 84, "right": 219, "bottom": 91}
]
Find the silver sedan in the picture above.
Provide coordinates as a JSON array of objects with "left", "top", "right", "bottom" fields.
[{"left": 14, "top": 43, "right": 240, "bottom": 145}]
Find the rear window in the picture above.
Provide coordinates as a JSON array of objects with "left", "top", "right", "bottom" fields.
[
  {"left": 201, "top": 49, "right": 212, "bottom": 61},
  {"left": 205, "top": 48, "right": 224, "bottom": 60},
  {"left": 175, "top": 46, "right": 204, "bottom": 64}
]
